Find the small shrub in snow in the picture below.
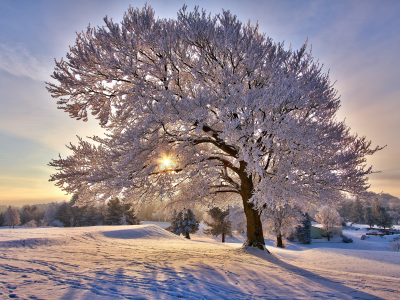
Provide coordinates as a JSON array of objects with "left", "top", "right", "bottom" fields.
[
  {"left": 341, "top": 235, "right": 353, "bottom": 243},
  {"left": 51, "top": 220, "right": 64, "bottom": 227},
  {"left": 23, "top": 220, "right": 37, "bottom": 228},
  {"left": 387, "top": 240, "right": 400, "bottom": 252}
]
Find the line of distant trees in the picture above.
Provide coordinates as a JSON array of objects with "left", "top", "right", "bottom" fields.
[
  {"left": 338, "top": 197, "right": 400, "bottom": 228},
  {"left": 0, "top": 196, "right": 142, "bottom": 228}
]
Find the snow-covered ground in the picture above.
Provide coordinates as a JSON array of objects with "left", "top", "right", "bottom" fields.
[{"left": 0, "top": 223, "right": 399, "bottom": 299}]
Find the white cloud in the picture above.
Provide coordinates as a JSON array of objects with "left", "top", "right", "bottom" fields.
[{"left": 0, "top": 43, "right": 53, "bottom": 81}]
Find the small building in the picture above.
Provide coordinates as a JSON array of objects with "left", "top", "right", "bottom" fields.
[
  {"left": 311, "top": 226, "right": 323, "bottom": 238},
  {"left": 311, "top": 226, "right": 342, "bottom": 238}
]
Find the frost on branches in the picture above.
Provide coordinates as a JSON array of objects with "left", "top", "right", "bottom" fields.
[
  {"left": 315, "top": 206, "right": 342, "bottom": 241},
  {"left": 262, "top": 203, "right": 302, "bottom": 248},
  {"left": 47, "top": 5, "right": 382, "bottom": 251},
  {"left": 166, "top": 209, "right": 199, "bottom": 239},
  {"left": 4, "top": 206, "right": 20, "bottom": 229}
]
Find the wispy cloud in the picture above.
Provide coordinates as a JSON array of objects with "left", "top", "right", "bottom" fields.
[{"left": 0, "top": 43, "right": 53, "bottom": 81}]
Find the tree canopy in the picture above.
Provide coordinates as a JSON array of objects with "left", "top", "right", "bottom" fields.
[{"left": 48, "top": 5, "right": 381, "bottom": 250}]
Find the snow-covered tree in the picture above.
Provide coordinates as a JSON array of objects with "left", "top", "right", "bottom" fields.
[
  {"left": 166, "top": 209, "right": 199, "bottom": 239},
  {"left": 364, "top": 206, "right": 375, "bottom": 229},
  {"left": 55, "top": 202, "right": 73, "bottom": 227},
  {"left": 296, "top": 212, "right": 312, "bottom": 244},
  {"left": 181, "top": 209, "right": 200, "bottom": 239},
  {"left": 43, "top": 202, "right": 62, "bottom": 226},
  {"left": 337, "top": 199, "right": 354, "bottom": 222},
  {"left": 262, "top": 203, "right": 302, "bottom": 248},
  {"left": 47, "top": 5, "right": 382, "bottom": 250},
  {"left": 315, "top": 206, "right": 342, "bottom": 241},
  {"left": 389, "top": 204, "right": 400, "bottom": 225},
  {"left": 372, "top": 200, "right": 393, "bottom": 229},
  {"left": 203, "top": 207, "right": 232, "bottom": 242},
  {"left": 105, "top": 198, "right": 140, "bottom": 225},
  {"left": 166, "top": 210, "right": 183, "bottom": 235},
  {"left": 0, "top": 212, "right": 4, "bottom": 226},
  {"left": 350, "top": 198, "right": 365, "bottom": 224},
  {"left": 4, "top": 206, "right": 20, "bottom": 228}
]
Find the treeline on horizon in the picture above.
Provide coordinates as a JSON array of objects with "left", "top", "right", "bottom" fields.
[
  {"left": 0, "top": 192, "right": 400, "bottom": 230},
  {"left": 0, "top": 194, "right": 206, "bottom": 228}
]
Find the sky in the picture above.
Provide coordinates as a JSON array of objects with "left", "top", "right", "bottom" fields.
[{"left": 0, "top": 0, "right": 399, "bottom": 206}]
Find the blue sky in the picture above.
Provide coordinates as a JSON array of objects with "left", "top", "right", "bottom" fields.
[{"left": 0, "top": 0, "right": 399, "bottom": 205}]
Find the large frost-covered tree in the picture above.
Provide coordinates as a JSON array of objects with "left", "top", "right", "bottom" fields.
[{"left": 47, "top": 5, "right": 382, "bottom": 250}]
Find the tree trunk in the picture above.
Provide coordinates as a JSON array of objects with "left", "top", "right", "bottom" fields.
[
  {"left": 239, "top": 162, "right": 268, "bottom": 252},
  {"left": 276, "top": 233, "right": 284, "bottom": 248},
  {"left": 185, "top": 232, "right": 190, "bottom": 239},
  {"left": 222, "top": 232, "right": 225, "bottom": 243}
]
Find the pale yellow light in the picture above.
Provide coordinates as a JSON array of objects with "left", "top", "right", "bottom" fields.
[{"left": 162, "top": 157, "right": 171, "bottom": 168}]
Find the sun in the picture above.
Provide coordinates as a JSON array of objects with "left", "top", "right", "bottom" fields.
[
  {"left": 158, "top": 154, "right": 174, "bottom": 169},
  {"left": 162, "top": 157, "right": 171, "bottom": 168}
]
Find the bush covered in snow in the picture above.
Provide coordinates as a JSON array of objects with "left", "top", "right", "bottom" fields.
[
  {"left": 341, "top": 235, "right": 353, "bottom": 243},
  {"left": 23, "top": 220, "right": 37, "bottom": 228}
]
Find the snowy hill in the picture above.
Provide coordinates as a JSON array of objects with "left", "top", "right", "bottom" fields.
[{"left": 0, "top": 224, "right": 399, "bottom": 299}]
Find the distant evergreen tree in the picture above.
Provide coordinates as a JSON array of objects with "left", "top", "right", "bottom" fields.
[
  {"left": 350, "top": 198, "right": 365, "bottom": 224},
  {"left": 84, "top": 205, "right": 103, "bottom": 226},
  {"left": 20, "top": 205, "right": 35, "bottom": 225},
  {"left": 71, "top": 205, "right": 88, "bottom": 227},
  {"left": 375, "top": 206, "right": 393, "bottom": 229},
  {"left": 0, "top": 212, "right": 4, "bottom": 226},
  {"left": 181, "top": 209, "right": 199, "bottom": 239},
  {"left": 105, "top": 198, "right": 140, "bottom": 225},
  {"left": 337, "top": 200, "right": 354, "bottom": 222},
  {"left": 166, "top": 209, "right": 199, "bottom": 239},
  {"left": 166, "top": 210, "right": 184, "bottom": 235},
  {"left": 55, "top": 202, "right": 73, "bottom": 227},
  {"left": 203, "top": 207, "right": 232, "bottom": 242},
  {"left": 122, "top": 203, "right": 141, "bottom": 225},
  {"left": 364, "top": 206, "right": 375, "bottom": 229},
  {"left": 4, "top": 206, "right": 21, "bottom": 228},
  {"left": 372, "top": 199, "right": 393, "bottom": 229},
  {"left": 389, "top": 204, "right": 400, "bottom": 225},
  {"left": 296, "top": 212, "right": 312, "bottom": 244},
  {"left": 105, "top": 198, "right": 125, "bottom": 225}
]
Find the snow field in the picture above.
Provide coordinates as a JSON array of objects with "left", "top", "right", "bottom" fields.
[{"left": 0, "top": 224, "right": 399, "bottom": 299}]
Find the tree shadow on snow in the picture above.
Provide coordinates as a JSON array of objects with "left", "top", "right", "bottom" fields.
[{"left": 246, "top": 248, "right": 386, "bottom": 300}]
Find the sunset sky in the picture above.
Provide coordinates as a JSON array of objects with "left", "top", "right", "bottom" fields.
[{"left": 0, "top": 0, "right": 399, "bottom": 206}]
